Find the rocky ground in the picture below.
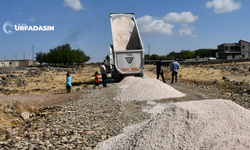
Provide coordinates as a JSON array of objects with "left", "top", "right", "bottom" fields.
[
  {"left": 0, "top": 64, "right": 101, "bottom": 96},
  {"left": 0, "top": 63, "right": 250, "bottom": 149},
  {"left": 0, "top": 83, "right": 150, "bottom": 149}
]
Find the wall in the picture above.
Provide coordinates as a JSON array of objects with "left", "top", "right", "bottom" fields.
[
  {"left": 240, "top": 40, "right": 250, "bottom": 58},
  {"left": 0, "top": 61, "right": 19, "bottom": 67},
  {"left": 19, "top": 60, "right": 33, "bottom": 67}
]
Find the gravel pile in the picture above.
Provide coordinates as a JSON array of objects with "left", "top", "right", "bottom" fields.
[
  {"left": 114, "top": 76, "right": 185, "bottom": 101},
  {"left": 0, "top": 84, "right": 150, "bottom": 149},
  {"left": 112, "top": 16, "right": 134, "bottom": 50},
  {"left": 96, "top": 100, "right": 250, "bottom": 150}
]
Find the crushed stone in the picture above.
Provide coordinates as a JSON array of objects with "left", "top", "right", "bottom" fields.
[
  {"left": 114, "top": 76, "right": 185, "bottom": 101},
  {"left": 95, "top": 100, "right": 250, "bottom": 150},
  {"left": 112, "top": 16, "right": 134, "bottom": 50}
]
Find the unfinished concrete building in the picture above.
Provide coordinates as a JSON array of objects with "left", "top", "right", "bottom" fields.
[{"left": 217, "top": 40, "right": 250, "bottom": 59}]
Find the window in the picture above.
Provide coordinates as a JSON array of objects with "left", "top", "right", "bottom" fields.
[
  {"left": 242, "top": 45, "right": 245, "bottom": 49},
  {"left": 230, "top": 46, "right": 240, "bottom": 51},
  {"left": 225, "top": 46, "right": 228, "bottom": 50}
]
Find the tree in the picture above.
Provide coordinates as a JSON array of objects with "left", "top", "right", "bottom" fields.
[
  {"left": 35, "top": 51, "right": 47, "bottom": 65},
  {"left": 194, "top": 49, "right": 215, "bottom": 58},
  {"left": 166, "top": 51, "right": 181, "bottom": 59},
  {"left": 150, "top": 54, "right": 159, "bottom": 60},
  {"left": 42, "top": 52, "right": 47, "bottom": 63},
  {"left": 73, "top": 49, "right": 90, "bottom": 65},
  {"left": 35, "top": 51, "right": 43, "bottom": 64},
  {"left": 36, "top": 44, "right": 91, "bottom": 65},
  {"left": 180, "top": 50, "right": 195, "bottom": 59},
  {"left": 144, "top": 54, "right": 150, "bottom": 60}
]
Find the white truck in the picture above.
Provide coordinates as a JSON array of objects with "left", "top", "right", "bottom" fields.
[{"left": 105, "top": 13, "right": 144, "bottom": 81}]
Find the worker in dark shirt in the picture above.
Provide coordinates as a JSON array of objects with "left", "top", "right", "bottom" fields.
[{"left": 155, "top": 58, "right": 166, "bottom": 83}]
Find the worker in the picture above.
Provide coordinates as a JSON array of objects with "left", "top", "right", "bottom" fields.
[
  {"left": 100, "top": 62, "right": 108, "bottom": 87},
  {"left": 170, "top": 58, "right": 180, "bottom": 83},
  {"left": 156, "top": 58, "right": 166, "bottom": 83}
]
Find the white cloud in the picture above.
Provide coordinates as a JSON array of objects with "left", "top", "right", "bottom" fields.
[
  {"left": 63, "top": 0, "right": 85, "bottom": 10},
  {"left": 18, "top": 12, "right": 22, "bottom": 15},
  {"left": 206, "top": 0, "right": 241, "bottom": 13},
  {"left": 29, "top": 17, "right": 35, "bottom": 22},
  {"left": 136, "top": 15, "right": 174, "bottom": 35},
  {"left": 192, "top": 34, "right": 198, "bottom": 38},
  {"left": 163, "top": 11, "right": 198, "bottom": 23},
  {"left": 179, "top": 23, "right": 195, "bottom": 37}
]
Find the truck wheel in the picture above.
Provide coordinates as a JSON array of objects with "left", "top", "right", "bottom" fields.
[{"left": 111, "top": 70, "right": 123, "bottom": 82}]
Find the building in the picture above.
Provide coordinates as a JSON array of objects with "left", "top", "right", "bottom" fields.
[
  {"left": 0, "top": 59, "right": 37, "bottom": 67},
  {"left": 217, "top": 40, "right": 250, "bottom": 59},
  {"left": 0, "top": 60, "right": 19, "bottom": 67},
  {"left": 18, "top": 59, "right": 35, "bottom": 67}
]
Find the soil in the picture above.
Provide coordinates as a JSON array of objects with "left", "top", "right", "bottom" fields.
[
  {"left": 0, "top": 91, "right": 86, "bottom": 107},
  {"left": 2, "top": 62, "right": 249, "bottom": 107},
  {"left": 0, "top": 63, "right": 250, "bottom": 141},
  {"left": 144, "top": 62, "right": 250, "bottom": 84},
  {"left": 0, "top": 65, "right": 100, "bottom": 132}
]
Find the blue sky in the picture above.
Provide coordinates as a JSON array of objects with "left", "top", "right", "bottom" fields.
[{"left": 0, "top": 0, "right": 249, "bottom": 62}]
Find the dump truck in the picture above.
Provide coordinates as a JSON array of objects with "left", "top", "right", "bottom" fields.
[{"left": 105, "top": 13, "right": 144, "bottom": 81}]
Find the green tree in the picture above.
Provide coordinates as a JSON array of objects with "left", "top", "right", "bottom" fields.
[
  {"left": 73, "top": 49, "right": 90, "bottom": 65},
  {"left": 42, "top": 52, "right": 47, "bottom": 63},
  {"left": 144, "top": 54, "right": 150, "bottom": 60},
  {"left": 35, "top": 51, "right": 43, "bottom": 64},
  {"left": 180, "top": 50, "right": 195, "bottom": 59},
  {"left": 166, "top": 51, "right": 181, "bottom": 59},
  {"left": 35, "top": 51, "right": 47, "bottom": 65},
  {"left": 159, "top": 55, "right": 166, "bottom": 60},
  {"left": 150, "top": 54, "right": 159, "bottom": 60},
  {"left": 195, "top": 49, "right": 215, "bottom": 58},
  {"left": 44, "top": 44, "right": 90, "bottom": 65}
]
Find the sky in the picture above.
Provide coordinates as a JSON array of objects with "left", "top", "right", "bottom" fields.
[{"left": 0, "top": 0, "right": 249, "bottom": 62}]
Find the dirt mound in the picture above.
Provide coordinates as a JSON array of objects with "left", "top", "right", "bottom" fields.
[
  {"left": 114, "top": 76, "right": 185, "bottom": 101},
  {"left": 96, "top": 100, "right": 250, "bottom": 149}
]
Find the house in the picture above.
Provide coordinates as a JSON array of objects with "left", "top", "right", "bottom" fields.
[
  {"left": 217, "top": 40, "right": 250, "bottom": 59},
  {"left": 0, "top": 60, "right": 19, "bottom": 67},
  {"left": 19, "top": 60, "right": 35, "bottom": 67},
  {"left": 0, "top": 59, "right": 37, "bottom": 67}
]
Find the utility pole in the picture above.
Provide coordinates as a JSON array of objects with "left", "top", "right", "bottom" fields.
[
  {"left": 23, "top": 53, "right": 25, "bottom": 59},
  {"left": 15, "top": 54, "right": 17, "bottom": 60}
]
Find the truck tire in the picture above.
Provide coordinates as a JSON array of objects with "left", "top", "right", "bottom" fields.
[{"left": 111, "top": 70, "right": 123, "bottom": 82}]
